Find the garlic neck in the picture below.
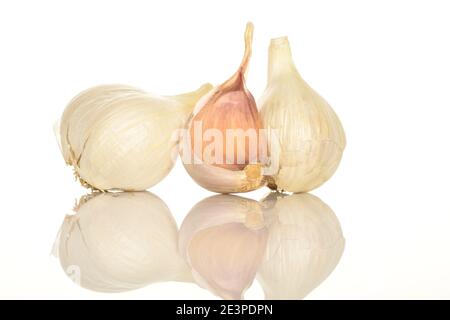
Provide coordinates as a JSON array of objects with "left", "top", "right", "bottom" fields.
[
  {"left": 268, "top": 37, "right": 300, "bottom": 82},
  {"left": 174, "top": 83, "right": 212, "bottom": 107},
  {"left": 173, "top": 83, "right": 213, "bottom": 120}
]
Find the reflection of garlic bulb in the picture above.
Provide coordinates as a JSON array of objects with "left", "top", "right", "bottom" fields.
[
  {"left": 60, "top": 83, "right": 212, "bottom": 191},
  {"left": 257, "top": 193, "right": 345, "bottom": 300},
  {"left": 179, "top": 195, "right": 268, "bottom": 300},
  {"left": 55, "top": 192, "right": 192, "bottom": 293},
  {"left": 259, "top": 37, "right": 346, "bottom": 193},
  {"left": 181, "top": 23, "right": 266, "bottom": 194}
]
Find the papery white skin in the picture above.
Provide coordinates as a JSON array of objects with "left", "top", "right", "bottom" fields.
[
  {"left": 257, "top": 192, "right": 345, "bottom": 300},
  {"left": 60, "top": 83, "right": 212, "bottom": 191},
  {"left": 178, "top": 195, "right": 267, "bottom": 300},
  {"left": 55, "top": 192, "right": 192, "bottom": 293},
  {"left": 259, "top": 37, "right": 346, "bottom": 192}
]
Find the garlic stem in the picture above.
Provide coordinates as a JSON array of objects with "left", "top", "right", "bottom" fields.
[
  {"left": 239, "top": 22, "right": 254, "bottom": 76},
  {"left": 268, "top": 37, "right": 299, "bottom": 81},
  {"left": 220, "top": 22, "right": 254, "bottom": 90}
]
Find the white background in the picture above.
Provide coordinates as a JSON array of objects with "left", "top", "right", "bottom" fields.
[{"left": 1, "top": 0, "right": 450, "bottom": 299}]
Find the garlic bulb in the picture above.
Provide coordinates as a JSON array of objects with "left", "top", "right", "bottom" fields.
[
  {"left": 181, "top": 22, "right": 267, "bottom": 193},
  {"left": 60, "top": 83, "right": 212, "bottom": 191},
  {"left": 257, "top": 192, "right": 345, "bottom": 300},
  {"left": 178, "top": 195, "right": 268, "bottom": 300},
  {"left": 55, "top": 192, "right": 192, "bottom": 292},
  {"left": 259, "top": 37, "right": 346, "bottom": 192}
]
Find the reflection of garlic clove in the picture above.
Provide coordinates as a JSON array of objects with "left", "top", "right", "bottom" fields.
[
  {"left": 60, "top": 83, "right": 212, "bottom": 191},
  {"left": 56, "top": 192, "right": 192, "bottom": 293},
  {"left": 179, "top": 195, "right": 268, "bottom": 300},
  {"left": 257, "top": 192, "right": 345, "bottom": 300},
  {"left": 259, "top": 37, "right": 346, "bottom": 193},
  {"left": 181, "top": 23, "right": 267, "bottom": 193},
  {"left": 188, "top": 223, "right": 267, "bottom": 300}
]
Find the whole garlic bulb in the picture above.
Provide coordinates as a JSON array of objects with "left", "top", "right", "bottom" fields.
[
  {"left": 259, "top": 37, "right": 346, "bottom": 192},
  {"left": 181, "top": 23, "right": 267, "bottom": 193},
  {"left": 257, "top": 192, "right": 345, "bottom": 300},
  {"left": 178, "top": 195, "right": 268, "bottom": 300},
  {"left": 55, "top": 192, "right": 192, "bottom": 293},
  {"left": 60, "top": 83, "right": 212, "bottom": 191}
]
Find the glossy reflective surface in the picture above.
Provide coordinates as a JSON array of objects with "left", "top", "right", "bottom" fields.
[{"left": 53, "top": 191, "right": 344, "bottom": 299}]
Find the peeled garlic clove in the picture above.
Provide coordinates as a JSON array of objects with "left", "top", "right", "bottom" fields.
[
  {"left": 55, "top": 191, "right": 192, "bottom": 293},
  {"left": 60, "top": 83, "right": 212, "bottom": 191},
  {"left": 259, "top": 37, "right": 346, "bottom": 193},
  {"left": 179, "top": 195, "right": 268, "bottom": 300},
  {"left": 257, "top": 192, "right": 345, "bottom": 300},
  {"left": 181, "top": 22, "right": 266, "bottom": 193}
]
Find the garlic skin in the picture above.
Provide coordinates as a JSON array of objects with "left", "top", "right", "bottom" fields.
[
  {"left": 178, "top": 195, "right": 268, "bottom": 300},
  {"left": 259, "top": 37, "right": 346, "bottom": 192},
  {"left": 60, "top": 83, "right": 212, "bottom": 191},
  {"left": 55, "top": 192, "right": 192, "bottom": 293},
  {"left": 257, "top": 192, "right": 345, "bottom": 300},
  {"left": 181, "top": 22, "right": 266, "bottom": 193}
]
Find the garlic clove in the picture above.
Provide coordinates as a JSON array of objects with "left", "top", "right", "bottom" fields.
[
  {"left": 188, "top": 223, "right": 267, "bottom": 300},
  {"left": 60, "top": 83, "right": 212, "bottom": 191},
  {"left": 257, "top": 192, "right": 345, "bottom": 300},
  {"left": 181, "top": 23, "right": 267, "bottom": 193},
  {"left": 179, "top": 194, "right": 268, "bottom": 300},
  {"left": 259, "top": 37, "right": 346, "bottom": 193},
  {"left": 55, "top": 191, "right": 193, "bottom": 293}
]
